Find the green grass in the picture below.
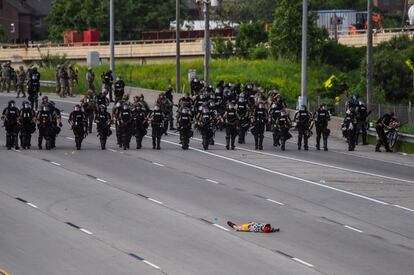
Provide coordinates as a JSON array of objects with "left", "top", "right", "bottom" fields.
[{"left": 39, "top": 59, "right": 337, "bottom": 106}]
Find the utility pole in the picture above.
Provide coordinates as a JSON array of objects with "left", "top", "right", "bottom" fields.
[
  {"left": 203, "top": 1, "right": 210, "bottom": 86},
  {"left": 301, "top": 0, "right": 308, "bottom": 106},
  {"left": 402, "top": 0, "right": 408, "bottom": 29},
  {"left": 110, "top": 0, "right": 115, "bottom": 79},
  {"left": 176, "top": 0, "right": 181, "bottom": 93},
  {"left": 367, "top": 0, "right": 373, "bottom": 106}
]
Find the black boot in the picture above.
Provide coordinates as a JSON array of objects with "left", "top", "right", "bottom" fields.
[
  {"left": 156, "top": 138, "right": 161, "bottom": 150},
  {"left": 323, "top": 139, "right": 328, "bottom": 151},
  {"left": 152, "top": 137, "right": 156, "bottom": 149},
  {"left": 254, "top": 135, "right": 259, "bottom": 150},
  {"left": 226, "top": 137, "right": 230, "bottom": 150}
]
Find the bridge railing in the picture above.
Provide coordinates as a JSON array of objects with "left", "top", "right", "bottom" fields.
[{"left": 0, "top": 38, "right": 205, "bottom": 49}]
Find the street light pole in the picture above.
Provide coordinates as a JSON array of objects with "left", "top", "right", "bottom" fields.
[
  {"left": 203, "top": 1, "right": 210, "bottom": 86},
  {"left": 301, "top": 0, "right": 308, "bottom": 107},
  {"left": 176, "top": 0, "right": 181, "bottom": 93},
  {"left": 110, "top": 0, "right": 115, "bottom": 79},
  {"left": 367, "top": 0, "right": 373, "bottom": 106}
]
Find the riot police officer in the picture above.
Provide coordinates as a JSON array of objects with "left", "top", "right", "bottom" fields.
[
  {"left": 49, "top": 101, "right": 62, "bottom": 149},
  {"left": 19, "top": 101, "right": 36, "bottom": 149},
  {"left": 314, "top": 103, "right": 330, "bottom": 151},
  {"left": 132, "top": 103, "right": 148, "bottom": 149},
  {"left": 37, "top": 104, "right": 52, "bottom": 150},
  {"left": 275, "top": 110, "right": 292, "bottom": 151},
  {"left": 102, "top": 70, "right": 114, "bottom": 102},
  {"left": 149, "top": 104, "right": 164, "bottom": 150},
  {"left": 251, "top": 102, "right": 267, "bottom": 150},
  {"left": 197, "top": 106, "right": 215, "bottom": 150},
  {"left": 356, "top": 100, "right": 371, "bottom": 145},
  {"left": 222, "top": 103, "right": 239, "bottom": 150},
  {"left": 1, "top": 100, "right": 20, "bottom": 150},
  {"left": 294, "top": 105, "right": 312, "bottom": 151},
  {"left": 95, "top": 104, "right": 112, "bottom": 150},
  {"left": 177, "top": 107, "right": 193, "bottom": 150},
  {"left": 69, "top": 105, "right": 87, "bottom": 150},
  {"left": 82, "top": 90, "right": 96, "bottom": 133},
  {"left": 236, "top": 94, "right": 249, "bottom": 144},
  {"left": 342, "top": 107, "right": 357, "bottom": 151},
  {"left": 375, "top": 112, "right": 395, "bottom": 152},
  {"left": 114, "top": 77, "right": 125, "bottom": 103},
  {"left": 112, "top": 101, "right": 123, "bottom": 147},
  {"left": 28, "top": 66, "right": 41, "bottom": 110},
  {"left": 118, "top": 103, "right": 133, "bottom": 150}
]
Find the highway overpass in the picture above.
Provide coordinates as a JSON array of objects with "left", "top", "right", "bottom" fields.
[{"left": 0, "top": 39, "right": 205, "bottom": 65}]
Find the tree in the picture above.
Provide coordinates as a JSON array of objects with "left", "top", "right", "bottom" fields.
[
  {"left": 268, "top": 0, "right": 328, "bottom": 61},
  {"left": 216, "top": 0, "right": 279, "bottom": 23},
  {"left": 47, "top": 0, "right": 185, "bottom": 42},
  {"left": 235, "top": 21, "right": 268, "bottom": 58}
]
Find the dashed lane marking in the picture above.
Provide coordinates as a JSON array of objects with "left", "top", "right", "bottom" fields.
[
  {"left": 142, "top": 260, "right": 161, "bottom": 270},
  {"left": 344, "top": 225, "right": 363, "bottom": 233},
  {"left": 129, "top": 253, "right": 162, "bottom": 270},
  {"left": 206, "top": 179, "right": 219, "bottom": 184},
  {"left": 65, "top": 137, "right": 75, "bottom": 140},
  {"left": 26, "top": 202, "right": 38, "bottom": 209},
  {"left": 213, "top": 223, "right": 230, "bottom": 232},
  {"left": 66, "top": 222, "right": 93, "bottom": 235},
  {"left": 107, "top": 148, "right": 117, "bottom": 152},
  {"left": 266, "top": 198, "right": 285, "bottom": 206},
  {"left": 148, "top": 198, "right": 164, "bottom": 205},
  {"left": 152, "top": 162, "right": 165, "bottom": 167},
  {"left": 292, "top": 257, "right": 315, "bottom": 268},
  {"left": 50, "top": 161, "right": 61, "bottom": 166},
  {"left": 96, "top": 178, "right": 107, "bottom": 183},
  {"left": 80, "top": 228, "right": 93, "bottom": 235}
]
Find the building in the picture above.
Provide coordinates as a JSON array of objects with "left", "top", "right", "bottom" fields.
[
  {"left": 0, "top": 0, "right": 51, "bottom": 43},
  {"left": 374, "top": 0, "right": 405, "bottom": 14}
]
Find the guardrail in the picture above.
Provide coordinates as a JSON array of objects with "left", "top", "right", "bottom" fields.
[{"left": 40, "top": 80, "right": 56, "bottom": 87}]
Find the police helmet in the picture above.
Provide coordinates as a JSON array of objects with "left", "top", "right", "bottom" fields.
[
  {"left": 43, "top": 105, "right": 50, "bottom": 112},
  {"left": 115, "top": 102, "right": 122, "bottom": 109},
  {"left": 300, "top": 105, "right": 307, "bottom": 111},
  {"left": 8, "top": 100, "right": 16, "bottom": 108},
  {"left": 123, "top": 104, "right": 130, "bottom": 110},
  {"left": 258, "top": 103, "right": 265, "bottom": 109},
  {"left": 154, "top": 105, "right": 160, "bottom": 111},
  {"left": 183, "top": 93, "right": 189, "bottom": 99},
  {"left": 181, "top": 107, "right": 190, "bottom": 114},
  {"left": 99, "top": 104, "right": 106, "bottom": 111},
  {"left": 228, "top": 103, "right": 235, "bottom": 110},
  {"left": 74, "top": 105, "right": 81, "bottom": 112}
]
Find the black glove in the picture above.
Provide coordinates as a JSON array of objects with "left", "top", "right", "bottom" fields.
[{"left": 59, "top": 122, "right": 63, "bottom": 127}]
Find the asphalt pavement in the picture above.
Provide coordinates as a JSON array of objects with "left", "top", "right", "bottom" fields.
[{"left": 1, "top": 93, "right": 414, "bottom": 275}]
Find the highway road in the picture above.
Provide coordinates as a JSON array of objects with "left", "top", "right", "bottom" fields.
[{"left": 1, "top": 93, "right": 414, "bottom": 275}]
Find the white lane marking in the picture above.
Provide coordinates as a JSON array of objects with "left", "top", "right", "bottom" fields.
[
  {"left": 148, "top": 198, "right": 164, "bottom": 205},
  {"left": 161, "top": 139, "right": 390, "bottom": 206},
  {"left": 142, "top": 260, "right": 161, "bottom": 270},
  {"left": 152, "top": 162, "right": 165, "bottom": 167},
  {"left": 344, "top": 225, "right": 363, "bottom": 233},
  {"left": 26, "top": 202, "right": 38, "bottom": 209},
  {"left": 292, "top": 257, "right": 314, "bottom": 268},
  {"left": 12, "top": 148, "right": 21, "bottom": 152},
  {"left": 266, "top": 198, "right": 285, "bottom": 206},
  {"left": 206, "top": 179, "right": 219, "bottom": 184},
  {"left": 50, "top": 161, "right": 61, "bottom": 166},
  {"left": 65, "top": 137, "right": 75, "bottom": 140},
  {"left": 213, "top": 223, "right": 230, "bottom": 232},
  {"left": 80, "top": 228, "right": 93, "bottom": 235},
  {"left": 170, "top": 132, "right": 414, "bottom": 184},
  {"left": 393, "top": 204, "right": 414, "bottom": 213},
  {"left": 107, "top": 148, "right": 117, "bottom": 152},
  {"left": 96, "top": 178, "right": 107, "bottom": 183}
]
